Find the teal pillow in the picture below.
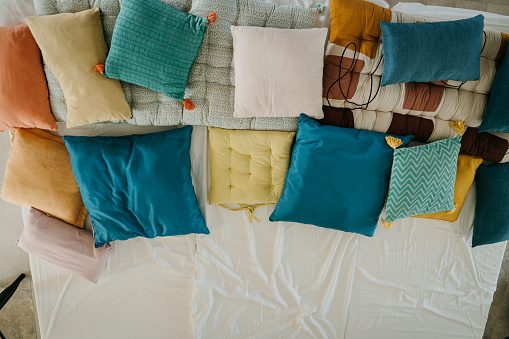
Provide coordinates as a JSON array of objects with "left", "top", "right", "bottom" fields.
[
  {"left": 269, "top": 114, "right": 413, "bottom": 237},
  {"left": 473, "top": 162, "right": 509, "bottom": 247},
  {"left": 380, "top": 15, "right": 484, "bottom": 86},
  {"left": 479, "top": 44, "right": 509, "bottom": 133},
  {"left": 63, "top": 127, "right": 209, "bottom": 248},
  {"left": 385, "top": 137, "right": 461, "bottom": 223},
  {"left": 103, "top": 0, "right": 208, "bottom": 101}
]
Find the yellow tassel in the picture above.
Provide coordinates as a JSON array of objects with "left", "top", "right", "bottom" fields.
[
  {"left": 381, "top": 218, "right": 394, "bottom": 229},
  {"left": 385, "top": 136, "right": 403, "bottom": 150},
  {"left": 447, "top": 203, "right": 459, "bottom": 215},
  {"left": 218, "top": 203, "right": 276, "bottom": 223},
  {"left": 450, "top": 120, "right": 465, "bottom": 136}
]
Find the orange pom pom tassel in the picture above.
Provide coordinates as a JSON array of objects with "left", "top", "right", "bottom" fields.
[
  {"left": 207, "top": 12, "right": 217, "bottom": 25},
  {"left": 94, "top": 63, "right": 105, "bottom": 75},
  {"left": 182, "top": 98, "right": 195, "bottom": 110}
]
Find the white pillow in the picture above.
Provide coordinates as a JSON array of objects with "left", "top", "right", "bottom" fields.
[{"left": 231, "top": 26, "right": 327, "bottom": 119}]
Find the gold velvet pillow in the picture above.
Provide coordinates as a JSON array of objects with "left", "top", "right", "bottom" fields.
[
  {"left": 414, "top": 154, "right": 483, "bottom": 222},
  {"left": 208, "top": 127, "right": 295, "bottom": 205},
  {"left": 1, "top": 129, "right": 86, "bottom": 227},
  {"left": 26, "top": 8, "right": 131, "bottom": 128}
]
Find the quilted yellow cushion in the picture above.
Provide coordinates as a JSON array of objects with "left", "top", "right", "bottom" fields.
[
  {"left": 414, "top": 154, "right": 483, "bottom": 222},
  {"left": 1, "top": 129, "right": 87, "bottom": 227},
  {"left": 208, "top": 127, "right": 295, "bottom": 205}
]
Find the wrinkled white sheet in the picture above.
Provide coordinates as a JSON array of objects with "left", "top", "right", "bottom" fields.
[
  {"left": 25, "top": 1, "right": 508, "bottom": 339},
  {"left": 29, "top": 124, "right": 506, "bottom": 339}
]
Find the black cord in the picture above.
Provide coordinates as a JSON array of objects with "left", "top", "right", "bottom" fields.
[{"left": 325, "top": 42, "right": 383, "bottom": 111}]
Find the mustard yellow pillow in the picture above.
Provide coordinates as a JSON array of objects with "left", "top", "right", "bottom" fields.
[
  {"left": 208, "top": 127, "right": 295, "bottom": 205},
  {"left": 1, "top": 129, "right": 87, "bottom": 227},
  {"left": 26, "top": 9, "right": 131, "bottom": 128},
  {"left": 414, "top": 154, "right": 483, "bottom": 222}
]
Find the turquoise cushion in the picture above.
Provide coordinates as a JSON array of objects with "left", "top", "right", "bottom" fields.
[
  {"left": 479, "top": 44, "right": 509, "bottom": 133},
  {"left": 386, "top": 137, "right": 461, "bottom": 222},
  {"left": 269, "top": 114, "right": 413, "bottom": 237},
  {"left": 103, "top": 0, "right": 208, "bottom": 101},
  {"left": 380, "top": 15, "right": 484, "bottom": 86},
  {"left": 473, "top": 162, "right": 509, "bottom": 247},
  {"left": 63, "top": 127, "right": 209, "bottom": 247}
]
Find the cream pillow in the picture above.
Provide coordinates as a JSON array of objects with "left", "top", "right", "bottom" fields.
[
  {"left": 26, "top": 9, "right": 131, "bottom": 128},
  {"left": 231, "top": 26, "right": 327, "bottom": 119}
]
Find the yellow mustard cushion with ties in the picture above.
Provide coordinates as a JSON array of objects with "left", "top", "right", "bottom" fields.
[{"left": 208, "top": 127, "right": 295, "bottom": 206}]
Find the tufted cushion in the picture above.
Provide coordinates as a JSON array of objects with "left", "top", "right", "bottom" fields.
[
  {"left": 385, "top": 137, "right": 461, "bottom": 223},
  {"left": 208, "top": 127, "right": 295, "bottom": 205},
  {"left": 26, "top": 8, "right": 131, "bottom": 128},
  {"left": 33, "top": 0, "right": 318, "bottom": 130},
  {"left": 103, "top": 0, "right": 208, "bottom": 101},
  {"left": 1, "top": 129, "right": 87, "bottom": 227}
]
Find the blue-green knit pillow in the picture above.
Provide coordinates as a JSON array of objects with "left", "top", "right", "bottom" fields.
[
  {"left": 103, "top": 0, "right": 209, "bottom": 101},
  {"left": 386, "top": 137, "right": 461, "bottom": 223}
]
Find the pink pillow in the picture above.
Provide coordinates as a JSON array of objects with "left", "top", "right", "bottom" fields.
[{"left": 17, "top": 208, "right": 113, "bottom": 283}]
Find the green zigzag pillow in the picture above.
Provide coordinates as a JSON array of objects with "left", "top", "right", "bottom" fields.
[
  {"left": 386, "top": 137, "right": 461, "bottom": 223},
  {"left": 103, "top": 0, "right": 208, "bottom": 101}
]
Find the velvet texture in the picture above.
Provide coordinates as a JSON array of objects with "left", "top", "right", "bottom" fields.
[
  {"left": 270, "top": 114, "right": 413, "bottom": 236},
  {"left": 380, "top": 15, "right": 484, "bottom": 86},
  {"left": 26, "top": 8, "right": 131, "bottom": 128},
  {"left": 473, "top": 162, "right": 509, "bottom": 247},
  {"left": 479, "top": 44, "right": 509, "bottom": 133},
  {"left": 63, "top": 127, "right": 209, "bottom": 247},
  {"left": 0, "top": 24, "right": 56, "bottom": 131}
]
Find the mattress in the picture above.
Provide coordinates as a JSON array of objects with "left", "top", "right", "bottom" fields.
[
  {"left": 29, "top": 124, "right": 506, "bottom": 339},
  {"left": 24, "top": 1, "right": 508, "bottom": 339}
]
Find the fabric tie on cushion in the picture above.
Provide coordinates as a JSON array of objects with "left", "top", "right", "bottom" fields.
[{"left": 219, "top": 203, "right": 276, "bottom": 223}]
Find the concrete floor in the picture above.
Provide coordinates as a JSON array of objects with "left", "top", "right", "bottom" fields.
[{"left": 0, "top": 1, "right": 509, "bottom": 339}]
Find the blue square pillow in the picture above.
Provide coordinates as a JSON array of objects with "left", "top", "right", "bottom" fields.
[
  {"left": 103, "top": 0, "right": 209, "bottom": 101},
  {"left": 380, "top": 15, "right": 484, "bottom": 86},
  {"left": 473, "top": 162, "right": 509, "bottom": 247},
  {"left": 63, "top": 127, "right": 209, "bottom": 247},
  {"left": 269, "top": 114, "right": 413, "bottom": 237},
  {"left": 385, "top": 137, "right": 461, "bottom": 223},
  {"left": 479, "top": 44, "right": 509, "bottom": 133}
]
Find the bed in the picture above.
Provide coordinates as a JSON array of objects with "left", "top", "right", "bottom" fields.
[{"left": 3, "top": 0, "right": 508, "bottom": 338}]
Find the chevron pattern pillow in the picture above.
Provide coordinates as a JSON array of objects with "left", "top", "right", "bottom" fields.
[{"left": 386, "top": 137, "right": 461, "bottom": 223}]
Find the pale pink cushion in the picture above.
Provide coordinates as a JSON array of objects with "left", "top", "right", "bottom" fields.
[{"left": 17, "top": 208, "right": 113, "bottom": 283}]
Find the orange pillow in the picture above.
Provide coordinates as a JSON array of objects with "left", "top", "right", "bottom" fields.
[
  {"left": 1, "top": 129, "right": 86, "bottom": 227},
  {"left": 0, "top": 25, "right": 57, "bottom": 131},
  {"left": 413, "top": 154, "right": 483, "bottom": 222}
]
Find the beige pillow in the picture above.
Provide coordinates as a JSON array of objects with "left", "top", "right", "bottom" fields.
[
  {"left": 1, "top": 129, "right": 87, "bottom": 227},
  {"left": 231, "top": 26, "right": 327, "bottom": 119},
  {"left": 26, "top": 9, "right": 131, "bottom": 128}
]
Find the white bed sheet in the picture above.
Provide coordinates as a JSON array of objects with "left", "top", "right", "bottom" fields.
[{"left": 26, "top": 2, "right": 508, "bottom": 339}]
